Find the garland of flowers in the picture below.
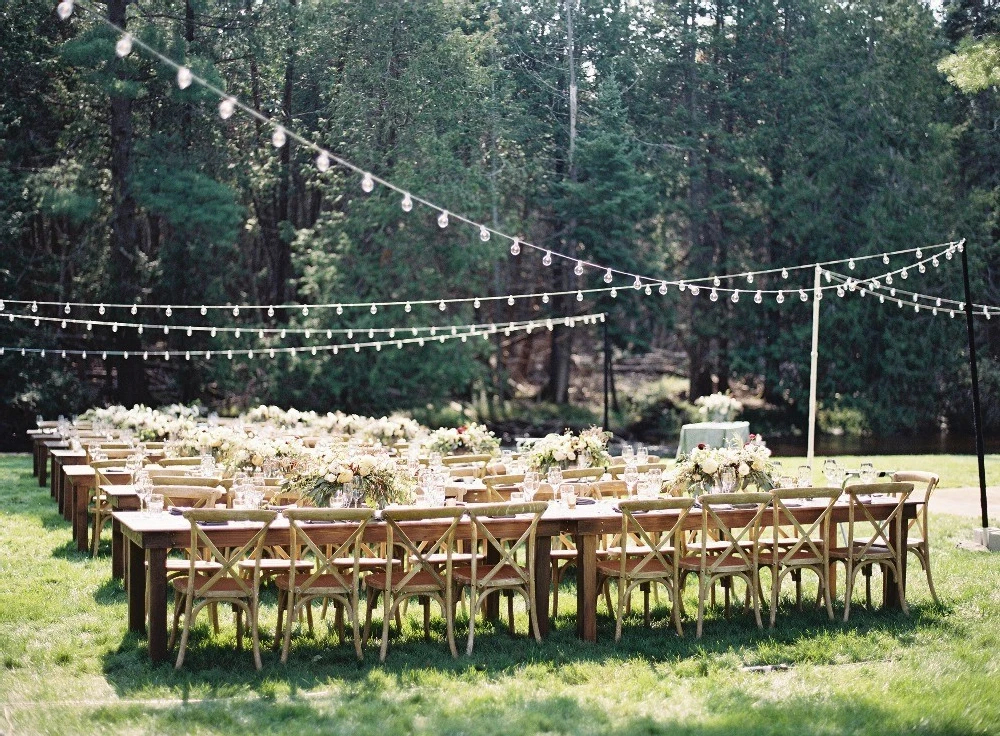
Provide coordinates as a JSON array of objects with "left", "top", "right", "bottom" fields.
[
  {"left": 693, "top": 392, "right": 743, "bottom": 423},
  {"left": 80, "top": 404, "right": 199, "bottom": 441},
  {"left": 423, "top": 423, "right": 500, "bottom": 455},
  {"left": 525, "top": 427, "right": 611, "bottom": 472}
]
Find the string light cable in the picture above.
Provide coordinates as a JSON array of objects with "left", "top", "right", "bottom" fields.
[
  {"left": 0, "top": 313, "right": 607, "bottom": 360},
  {"left": 49, "top": 1, "right": 963, "bottom": 307}
]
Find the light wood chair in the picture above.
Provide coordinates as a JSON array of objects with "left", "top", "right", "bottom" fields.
[
  {"left": 159, "top": 457, "right": 203, "bottom": 467},
  {"left": 829, "top": 482, "right": 913, "bottom": 621},
  {"left": 607, "top": 462, "right": 670, "bottom": 478},
  {"left": 597, "top": 497, "right": 695, "bottom": 640},
  {"left": 363, "top": 506, "right": 465, "bottom": 662},
  {"left": 453, "top": 501, "right": 548, "bottom": 655},
  {"left": 274, "top": 508, "right": 374, "bottom": 662},
  {"left": 88, "top": 459, "right": 132, "bottom": 555},
  {"left": 677, "top": 492, "right": 771, "bottom": 637},
  {"left": 155, "top": 485, "right": 224, "bottom": 509},
  {"left": 169, "top": 509, "right": 278, "bottom": 670},
  {"left": 760, "top": 487, "right": 840, "bottom": 627},
  {"left": 891, "top": 471, "right": 941, "bottom": 604}
]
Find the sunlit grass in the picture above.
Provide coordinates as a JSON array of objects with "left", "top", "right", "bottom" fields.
[
  {"left": 2, "top": 453, "right": 999, "bottom": 735},
  {"left": 772, "top": 453, "right": 1000, "bottom": 490}
]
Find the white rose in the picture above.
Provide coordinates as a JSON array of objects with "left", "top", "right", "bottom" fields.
[
  {"left": 752, "top": 458, "right": 764, "bottom": 472},
  {"left": 567, "top": 451, "right": 576, "bottom": 461},
  {"left": 738, "top": 462, "right": 750, "bottom": 477},
  {"left": 324, "top": 473, "right": 337, "bottom": 483},
  {"left": 337, "top": 470, "right": 354, "bottom": 484},
  {"left": 357, "top": 458, "right": 375, "bottom": 477},
  {"left": 554, "top": 450, "right": 567, "bottom": 462},
  {"left": 701, "top": 458, "right": 719, "bottom": 475}
]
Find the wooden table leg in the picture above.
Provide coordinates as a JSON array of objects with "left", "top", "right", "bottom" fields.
[
  {"left": 147, "top": 548, "right": 168, "bottom": 663},
  {"left": 41, "top": 450, "right": 49, "bottom": 489},
  {"left": 534, "top": 535, "right": 552, "bottom": 636},
  {"left": 112, "top": 517, "right": 125, "bottom": 580},
  {"left": 484, "top": 542, "right": 500, "bottom": 620},
  {"left": 127, "top": 538, "right": 146, "bottom": 634},
  {"left": 576, "top": 533, "right": 597, "bottom": 642},
  {"left": 32, "top": 440, "right": 40, "bottom": 477},
  {"left": 74, "top": 481, "right": 90, "bottom": 552},
  {"left": 884, "top": 515, "right": 909, "bottom": 609}
]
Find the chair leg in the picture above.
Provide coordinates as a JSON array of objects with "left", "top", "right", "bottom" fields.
[
  {"left": 671, "top": 578, "right": 684, "bottom": 637},
  {"left": 351, "top": 595, "right": 364, "bottom": 661},
  {"left": 250, "top": 599, "right": 263, "bottom": 671},
  {"left": 551, "top": 564, "right": 560, "bottom": 617},
  {"left": 917, "top": 546, "right": 941, "bottom": 605},
  {"left": 864, "top": 566, "right": 873, "bottom": 608},
  {"left": 750, "top": 574, "right": 763, "bottom": 630},
  {"left": 506, "top": 592, "right": 515, "bottom": 634},
  {"left": 614, "top": 581, "right": 626, "bottom": 642},
  {"left": 642, "top": 583, "right": 650, "bottom": 626},
  {"left": 696, "top": 578, "right": 708, "bottom": 638},
  {"left": 379, "top": 595, "right": 393, "bottom": 663},
  {"left": 843, "top": 562, "right": 856, "bottom": 623},
  {"left": 175, "top": 594, "right": 195, "bottom": 670},
  {"left": 281, "top": 591, "right": 297, "bottom": 664},
  {"left": 421, "top": 596, "right": 431, "bottom": 641},
  {"left": 335, "top": 601, "right": 345, "bottom": 644},
  {"left": 363, "top": 589, "right": 376, "bottom": 642},
  {"left": 770, "top": 568, "right": 780, "bottom": 628},
  {"left": 169, "top": 589, "right": 183, "bottom": 649},
  {"left": 466, "top": 589, "right": 480, "bottom": 655},
  {"left": 444, "top": 588, "right": 458, "bottom": 658},
  {"left": 235, "top": 605, "right": 244, "bottom": 650},
  {"left": 274, "top": 589, "right": 286, "bottom": 653}
]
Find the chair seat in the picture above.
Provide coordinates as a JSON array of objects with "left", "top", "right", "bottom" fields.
[
  {"left": 829, "top": 544, "right": 894, "bottom": 560},
  {"left": 758, "top": 549, "right": 825, "bottom": 566},
  {"left": 165, "top": 558, "right": 223, "bottom": 573},
  {"left": 170, "top": 576, "right": 253, "bottom": 596},
  {"left": 550, "top": 549, "right": 578, "bottom": 561},
  {"left": 685, "top": 539, "right": 754, "bottom": 553},
  {"left": 453, "top": 563, "right": 528, "bottom": 587},
  {"left": 596, "top": 557, "right": 673, "bottom": 578},
  {"left": 365, "top": 569, "right": 446, "bottom": 594},
  {"left": 677, "top": 554, "right": 754, "bottom": 573},
  {"left": 336, "top": 557, "right": 401, "bottom": 570},
  {"left": 274, "top": 572, "right": 359, "bottom": 595},
  {"left": 409, "top": 552, "right": 485, "bottom": 566},
  {"left": 238, "top": 558, "right": 314, "bottom": 573}
]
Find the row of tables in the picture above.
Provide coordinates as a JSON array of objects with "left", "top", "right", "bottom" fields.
[{"left": 29, "top": 428, "right": 917, "bottom": 664}]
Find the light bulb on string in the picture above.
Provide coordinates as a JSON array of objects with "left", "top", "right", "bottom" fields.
[
  {"left": 576, "top": 291, "right": 583, "bottom": 302},
  {"left": 370, "top": 304, "right": 377, "bottom": 315},
  {"left": 836, "top": 286, "right": 845, "bottom": 298},
  {"left": 185, "top": 351, "right": 191, "bottom": 361},
  {"left": 302, "top": 306, "right": 309, "bottom": 316},
  {"left": 709, "top": 289, "right": 718, "bottom": 302},
  {"left": 61, "top": 320, "right": 66, "bottom": 329},
  {"left": 401, "top": 193, "right": 413, "bottom": 212},
  {"left": 918, "top": 263, "right": 926, "bottom": 274},
  {"left": 883, "top": 254, "right": 890, "bottom": 265},
  {"left": 885, "top": 274, "right": 893, "bottom": 285},
  {"left": 368, "top": 329, "right": 375, "bottom": 339},
  {"left": 210, "top": 327, "right": 217, "bottom": 337},
  {"left": 130, "top": 304, "right": 137, "bottom": 315},
  {"left": 112, "top": 323, "right": 119, "bottom": 333},
  {"left": 644, "top": 285, "right": 652, "bottom": 296},
  {"left": 271, "top": 127, "right": 287, "bottom": 148},
  {"left": 479, "top": 225, "right": 490, "bottom": 242},
  {"left": 633, "top": 276, "right": 642, "bottom": 290},
  {"left": 33, "top": 318, "right": 39, "bottom": 326},
  {"left": 916, "top": 248, "right": 923, "bottom": 259},
  {"left": 949, "top": 310, "right": 955, "bottom": 318},
  {"left": 799, "top": 289, "right": 808, "bottom": 302},
  {"left": 347, "top": 329, "right": 354, "bottom": 339},
  {"left": 678, "top": 282, "right": 687, "bottom": 292},
  {"left": 354, "top": 344, "right": 360, "bottom": 352},
  {"left": 403, "top": 302, "right": 411, "bottom": 313},
  {"left": 114, "top": 33, "right": 134, "bottom": 57},
  {"left": 603, "top": 269, "right": 613, "bottom": 284},
  {"left": 326, "top": 330, "right": 333, "bottom": 339},
  {"left": 848, "top": 259, "right": 855, "bottom": 270},
  {"left": 56, "top": 1, "right": 74, "bottom": 21},
  {"left": 657, "top": 282, "right": 667, "bottom": 295},
  {"left": 437, "top": 211, "right": 449, "bottom": 228},
  {"left": 958, "top": 242, "right": 965, "bottom": 253},
  {"left": 164, "top": 306, "right": 172, "bottom": 317},
  {"left": 233, "top": 306, "right": 240, "bottom": 317},
  {"left": 776, "top": 292, "right": 785, "bottom": 304},
  {"left": 177, "top": 67, "right": 193, "bottom": 90},
  {"left": 40, "top": 350, "right": 45, "bottom": 358},
  {"left": 730, "top": 291, "right": 740, "bottom": 303},
  {"left": 890, "top": 288, "right": 896, "bottom": 296},
  {"left": 186, "top": 327, "right": 192, "bottom": 336},
  {"left": 932, "top": 256, "right": 939, "bottom": 267},
  {"left": 933, "top": 307, "right": 938, "bottom": 316},
  {"left": 610, "top": 288, "right": 618, "bottom": 298},
  {"left": 389, "top": 328, "right": 395, "bottom": 338},
  {"left": 781, "top": 268, "right": 789, "bottom": 279},
  {"left": 234, "top": 328, "right": 241, "bottom": 338},
  {"left": 312, "top": 346, "right": 318, "bottom": 355},
  {"left": 901, "top": 268, "right": 908, "bottom": 280},
  {"left": 336, "top": 305, "right": 343, "bottom": 315},
  {"left": 754, "top": 290, "right": 763, "bottom": 304},
  {"left": 439, "top": 300, "right": 446, "bottom": 311},
  {"left": 690, "top": 285, "right": 701, "bottom": 296},
  {"left": 510, "top": 240, "right": 520, "bottom": 256},
  {"left": 542, "top": 293, "right": 550, "bottom": 304},
  {"left": 542, "top": 251, "right": 552, "bottom": 267},
  {"left": 305, "top": 329, "right": 311, "bottom": 338},
  {"left": 712, "top": 276, "right": 720, "bottom": 287},
  {"left": 361, "top": 173, "right": 374, "bottom": 192},
  {"left": 316, "top": 152, "right": 330, "bottom": 172},
  {"left": 507, "top": 295, "right": 515, "bottom": 306},
  {"left": 219, "top": 97, "right": 236, "bottom": 120},
  {"left": 946, "top": 249, "right": 953, "bottom": 260},
  {"left": 823, "top": 271, "right": 832, "bottom": 283},
  {"left": 879, "top": 295, "right": 885, "bottom": 303},
  {"left": 30, "top": 301, "right": 38, "bottom": 313},
  {"left": 574, "top": 261, "right": 584, "bottom": 276},
  {"left": 746, "top": 273, "right": 753, "bottom": 284},
  {"left": 912, "top": 294, "right": 919, "bottom": 302},
  {"left": 279, "top": 328, "right": 286, "bottom": 338},
  {"left": 86, "top": 322, "right": 92, "bottom": 331}
]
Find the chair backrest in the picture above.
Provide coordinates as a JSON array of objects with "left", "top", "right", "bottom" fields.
[
  {"left": 482, "top": 473, "right": 525, "bottom": 501},
  {"left": 283, "top": 507, "right": 374, "bottom": 590},
  {"left": 607, "top": 462, "right": 670, "bottom": 479},
  {"left": 442, "top": 454, "right": 494, "bottom": 468},
  {"left": 147, "top": 473, "right": 225, "bottom": 487},
  {"left": 890, "top": 471, "right": 939, "bottom": 504},
  {"left": 180, "top": 509, "right": 278, "bottom": 597},
  {"left": 463, "top": 502, "right": 548, "bottom": 589},
  {"left": 841, "top": 482, "right": 914, "bottom": 559},
  {"left": 380, "top": 506, "right": 467, "bottom": 592},
  {"left": 696, "top": 492, "right": 772, "bottom": 575},
  {"left": 154, "top": 485, "right": 223, "bottom": 508},
  {"left": 89, "top": 459, "right": 135, "bottom": 486},
  {"left": 615, "top": 497, "right": 695, "bottom": 578},
  {"left": 559, "top": 467, "right": 607, "bottom": 482},
  {"left": 589, "top": 480, "right": 630, "bottom": 500},
  {"left": 159, "top": 457, "right": 202, "bottom": 467},
  {"left": 769, "top": 487, "right": 842, "bottom": 564}
]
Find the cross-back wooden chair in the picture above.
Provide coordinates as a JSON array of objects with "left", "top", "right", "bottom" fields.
[
  {"left": 677, "top": 492, "right": 771, "bottom": 637},
  {"left": 169, "top": 509, "right": 278, "bottom": 670},
  {"left": 88, "top": 459, "right": 135, "bottom": 555},
  {"left": 559, "top": 467, "right": 607, "bottom": 482},
  {"left": 274, "top": 508, "right": 374, "bottom": 662},
  {"left": 607, "top": 462, "right": 670, "bottom": 479},
  {"left": 442, "top": 454, "right": 494, "bottom": 471},
  {"left": 453, "top": 501, "right": 548, "bottom": 655},
  {"left": 597, "top": 498, "right": 695, "bottom": 640},
  {"left": 830, "top": 482, "right": 913, "bottom": 621},
  {"left": 482, "top": 473, "right": 525, "bottom": 501},
  {"left": 155, "top": 485, "right": 224, "bottom": 509},
  {"left": 589, "top": 480, "right": 630, "bottom": 500},
  {"left": 891, "top": 471, "right": 941, "bottom": 604},
  {"left": 159, "top": 457, "right": 203, "bottom": 467},
  {"left": 363, "top": 506, "right": 466, "bottom": 662},
  {"left": 761, "top": 487, "right": 840, "bottom": 627}
]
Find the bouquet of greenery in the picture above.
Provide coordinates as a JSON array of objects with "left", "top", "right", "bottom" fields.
[
  {"left": 526, "top": 427, "right": 611, "bottom": 472},
  {"left": 667, "top": 434, "right": 775, "bottom": 495},
  {"left": 693, "top": 392, "right": 743, "bottom": 422},
  {"left": 424, "top": 423, "right": 500, "bottom": 455},
  {"left": 285, "top": 449, "right": 416, "bottom": 509}
]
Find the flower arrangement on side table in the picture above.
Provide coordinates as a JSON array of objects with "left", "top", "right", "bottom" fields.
[
  {"left": 667, "top": 434, "right": 776, "bottom": 496},
  {"left": 284, "top": 449, "right": 416, "bottom": 509},
  {"left": 693, "top": 392, "right": 744, "bottom": 423},
  {"left": 526, "top": 427, "right": 612, "bottom": 472},
  {"left": 424, "top": 423, "right": 500, "bottom": 455}
]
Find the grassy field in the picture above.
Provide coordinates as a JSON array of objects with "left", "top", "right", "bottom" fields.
[
  {"left": 2, "top": 452, "right": 999, "bottom": 735},
  {"left": 773, "top": 454, "right": 1000, "bottom": 490}
]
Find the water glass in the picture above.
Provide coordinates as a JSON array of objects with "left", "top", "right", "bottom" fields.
[
  {"left": 509, "top": 490, "right": 525, "bottom": 503},
  {"left": 148, "top": 493, "right": 165, "bottom": 514},
  {"left": 522, "top": 471, "right": 539, "bottom": 502},
  {"left": 823, "top": 459, "right": 840, "bottom": 486},
  {"left": 561, "top": 485, "right": 577, "bottom": 509},
  {"left": 547, "top": 468, "right": 563, "bottom": 488},
  {"left": 624, "top": 469, "right": 640, "bottom": 498},
  {"left": 797, "top": 465, "right": 813, "bottom": 487},
  {"left": 720, "top": 467, "right": 737, "bottom": 493},
  {"left": 621, "top": 445, "right": 635, "bottom": 463},
  {"left": 860, "top": 461, "right": 877, "bottom": 484},
  {"left": 636, "top": 444, "right": 649, "bottom": 465}
]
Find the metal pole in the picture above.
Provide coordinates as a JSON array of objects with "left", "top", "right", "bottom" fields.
[
  {"left": 960, "top": 240, "right": 989, "bottom": 529},
  {"left": 603, "top": 316, "right": 610, "bottom": 432},
  {"left": 807, "top": 265, "right": 822, "bottom": 465}
]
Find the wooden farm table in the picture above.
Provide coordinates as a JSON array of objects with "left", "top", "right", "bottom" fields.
[
  {"left": 114, "top": 498, "right": 916, "bottom": 663},
  {"left": 106, "top": 485, "right": 142, "bottom": 579},
  {"left": 28, "top": 429, "right": 58, "bottom": 478},
  {"left": 63, "top": 465, "right": 96, "bottom": 551},
  {"left": 51, "top": 449, "right": 86, "bottom": 517},
  {"left": 38, "top": 439, "right": 68, "bottom": 490}
]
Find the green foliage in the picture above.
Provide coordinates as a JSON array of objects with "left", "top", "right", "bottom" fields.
[{"left": 939, "top": 37, "right": 1000, "bottom": 92}]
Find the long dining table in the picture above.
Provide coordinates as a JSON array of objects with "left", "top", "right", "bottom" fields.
[{"left": 114, "top": 497, "right": 917, "bottom": 663}]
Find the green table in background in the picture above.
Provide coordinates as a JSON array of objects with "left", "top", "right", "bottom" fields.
[{"left": 676, "top": 421, "right": 751, "bottom": 458}]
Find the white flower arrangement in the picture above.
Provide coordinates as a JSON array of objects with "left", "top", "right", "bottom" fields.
[
  {"left": 694, "top": 392, "right": 744, "bottom": 422},
  {"left": 526, "top": 427, "right": 611, "bottom": 472},
  {"left": 423, "top": 423, "right": 500, "bottom": 455},
  {"left": 667, "top": 434, "right": 775, "bottom": 495},
  {"left": 80, "top": 404, "right": 198, "bottom": 441},
  {"left": 284, "top": 448, "right": 415, "bottom": 509}
]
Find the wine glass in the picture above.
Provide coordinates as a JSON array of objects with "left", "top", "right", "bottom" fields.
[
  {"left": 621, "top": 445, "right": 635, "bottom": 463},
  {"left": 522, "top": 471, "right": 539, "bottom": 502},
  {"left": 547, "top": 467, "right": 563, "bottom": 489},
  {"left": 636, "top": 444, "right": 649, "bottom": 465},
  {"left": 624, "top": 468, "right": 640, "bottom": 498},
  {"left": 796, "top": 465, "right": 812, "bottom": 488},
  {"left": 823, "top": 459, "right": 840, "bottom": 486}
]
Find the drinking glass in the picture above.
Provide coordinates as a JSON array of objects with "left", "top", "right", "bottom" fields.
[
  {"left": 547, "top": 468, "right": 563, "bottom": 489},
  {"left": 148, "top": 493, "right": 165, "bottom": 514},
  {"left": 860, "top": 461, "right": 877, "bottom": 484},
  {"left": 624, "top": 468, "right": 640, "bottom": 498},
  {"left": 560, "top": 483, "right": 577, "bottom": 509},
  {"left": 509, "top": 490, "right": 525, "bottom": 503},
  {"left": 621, "top": 445, "right": 635, "bottom": 463},
  {"left": 636, "top": 444, "right": 649, "bottom": 465},
  {"left": 522, "top": 471, "right": 539, "bottom": 502},
  {"left": 823, "top": 459, "right": 840, "bottom": 486},
  {"left": 797, "top": 465, "right": 813, "bottom": 487},
  {"left": 720, "top": 466, "right": 737, "bottom": 494}
]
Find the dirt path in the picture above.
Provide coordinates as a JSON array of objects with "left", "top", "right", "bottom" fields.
[{"left": 932, "top": 486, "right": 1000, "bottom": 521}]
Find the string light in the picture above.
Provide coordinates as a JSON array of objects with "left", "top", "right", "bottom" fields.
[
  {"left": 401, "top": 193, "right": 413, "bottom": 212},
  {"left": 177, "top": 67, "right": 193, "bottom": 90},
  {"left": 574, "top": 261, "right": 584, "bottom": 276},
  {"left": 479, "top": 225, "right": 490, "bottom": 242},
  {"left": 219, "top": 97, "right": 236, "bottom": 120},
  {"left": 115, "top": 34, "right": 132, "bottom": 57},
  {"left": 542, "top": 251, "right": 552, "bottom": 267},
  {"left": 437, "top": 212, "right": 449, "bottom": 228},
  {"left": 316, "top": 152, "right": 330, "bottom": 172},
  {"left": 510, "top": 240, "right": 520, "bottom": 256},
  {"left": 56, "top": 1, "right": 74, "bottom": 21},
  {"left": 361, "top": 173, "right": 374, "bottom": 192},
  {"left": 271, "top": 127, "right": 286, "bottom": 148}
]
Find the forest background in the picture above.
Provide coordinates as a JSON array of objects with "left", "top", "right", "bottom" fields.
[{"left": 2, "top": 0, "right": 1000, "bottom": 449}]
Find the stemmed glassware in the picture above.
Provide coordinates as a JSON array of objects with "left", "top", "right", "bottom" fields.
[
  {"left": 522, "top": 471, "right": 539, "bottom": 502},
  {"left": 547, "top": 467, "right": 563, "bottom": 490},
  {"left": 636, "top": 444, "right": 649, "bottom": 466},
  {"left": 860, "top": 461, "right": 877, "bottom": 484},
  {"left": 624, "top": 467, "right": 640, "bottom": 498},
  {"left": 823, "top": 459, "right": 843, "bottom": 486},
  {"left": 719, "top": 466, "right": 737, "bottom": 494}
]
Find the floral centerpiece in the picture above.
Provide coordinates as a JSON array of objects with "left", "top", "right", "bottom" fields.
[
  {"left": 424, "top": 423, "right": 500, "bottom": 455},
  {"left": 221, "top": 433, "right": 309, "bottom": 474},
  {"left": 694, "top": 392, "right": 743, "bottom": 423},
  {"left": 526, "top": 427, "right": 612, "bottom": 472},
  {"left": 667, "top": 434, "right": 776, "bottom": 496},
  {"left": 80, "top": 404, "right": 199, "bottom": 441},
  {"left": 284, "top": 449, "right": 416, "bottom": 509}
]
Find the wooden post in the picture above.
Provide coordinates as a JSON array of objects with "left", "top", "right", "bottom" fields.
[
  {"left": 807, "top": 266, "right": 822, "bottom": 465},
  {"left": 603, "top": 316, "right": 610, "bottom": 431},
  {"left": 960, "top": 240, "right": 989, "bottom": 529}
]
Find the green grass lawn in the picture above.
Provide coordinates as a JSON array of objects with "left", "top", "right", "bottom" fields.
[
  {"left": 2, "top": 452, "right": 999, "bottom": 735},
  {"left": 772, "top": 454, "right": 1000, "bottom": 490}
]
